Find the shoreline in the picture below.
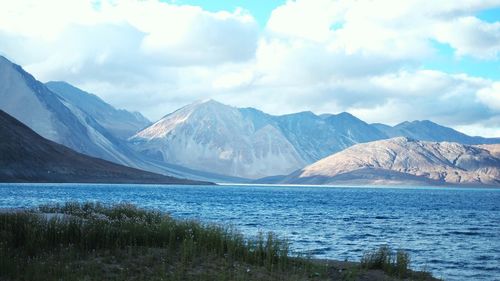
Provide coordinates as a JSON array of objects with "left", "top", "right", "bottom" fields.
[
  {"left": 218, "top": 181, "right": 500, "bottom": 189},
  {"left": 0, "top": 203, "right": 440, "bottom": 281},
  {"left": 2, "top": 181, "right": 499, "bottom": 190}
]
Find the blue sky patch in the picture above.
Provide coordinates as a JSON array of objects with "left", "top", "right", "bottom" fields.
[
  {"left": 424, "top": 40, "right": 499, "bottom": 80},
  {"left": 476, "top": 7, "right": 500, "bottom": 23},
  {"left": 166, "top": 0, "right": 285, "bottom": 26}
]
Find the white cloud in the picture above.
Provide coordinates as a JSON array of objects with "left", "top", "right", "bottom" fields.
[
  {"left": 267, "top": 0, "right": 341, "bottom": 42},
  {"left": 212, "top": 68, "right": 256, "bottom": 89},
  {"left": 0, "top": 0, "right": 499, "bottom": 138},
  {"left": 132, "top": 4, "right": 258, "bottom": 65},
  {"left": 434, "top": 16, "right": 500, "bottom": 59},
  {"left": 454, "top": 124, "right": 500, "bottom": 138},
  {"left": 477, "top": 82, "right": 500, "bottom": 110},
  {"left": 0, "top": 0, "right": 103, "bottom": 40},
  {"left": 346, "top": 70, "right": 493, "bottom": 126},
  {"left": 265, "top": 0, "right": 500, "bottom": 59},
  {"left": 0, "top": 0, "right": 258, "bottom": 69}
]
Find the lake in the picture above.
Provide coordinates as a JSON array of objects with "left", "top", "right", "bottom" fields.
[{"left": 0, "top": 183, "right": 498, "bottom": 281}]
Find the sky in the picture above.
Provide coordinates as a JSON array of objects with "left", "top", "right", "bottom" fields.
[{"left": 0, "top": 0, "right": 499, "bottom": 137}]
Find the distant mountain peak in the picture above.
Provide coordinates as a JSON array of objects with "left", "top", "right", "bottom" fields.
[
  {"left": 296, "top": 110, "right": 317, "bottom": 117},
  {"left": 397, "top": 120, "right": 439, "bottom": 127},
  {"left": 380, "top": 119, "right": 499, "bottom": 144},
  {"left": 396, "top": 121, "right": 411, "bottom": 126},
  {"left": 279, "top": 110, "right": 318, "bottom": 119},
  {"left": 169, "top": 99, "right": 234, "bottom": 116},
  {"left": 335, "top": 112, "right": 356, "bottom": 119},
  {"left": 415, "top": 119, "right": 434, "bottom": 124},
  {"left": 199, "top": 98, "right": 218, "bottom": 103},
  {"left": 324, "top": 112, "right": 366, "bottom": 125},
  {"left": 194, "top": 98, "right": 227, "bottom": 107},
  {"left": 134, "top": 99, "right": 241, "bottom": 141}
]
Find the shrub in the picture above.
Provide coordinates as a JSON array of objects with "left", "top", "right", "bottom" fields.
[{"left": 361, "top": 245, "right": 410, "bottom": 278}]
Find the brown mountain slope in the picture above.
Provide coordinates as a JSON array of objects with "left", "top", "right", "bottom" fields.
[
  {"left": 280, "top": 137, "right": 500, "bottom": 186},
  {"left": 0, "top": 110, "right": 210, "bottom": 185},
  {"left": 477, "top": 144, "right": 500, "bottom": 158}
]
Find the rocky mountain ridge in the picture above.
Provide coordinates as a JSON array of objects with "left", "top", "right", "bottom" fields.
[{"left": 275, "top": 137, "right": 500, "bottom": 186}]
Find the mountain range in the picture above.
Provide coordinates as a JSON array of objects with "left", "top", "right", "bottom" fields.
[
  {"left": 129, "top": 99, "right": 499, "bottom": 179},
  {"left": 0, "top": 109, "right": 206, "bottom": 184},
  {"left": 0, "top": 56, "right": 238, "bottom": 183},
  {"left": 0, "top": 55, "right": 498, "bottom": 185},
  {"left": 372, "top": 121, "right": 497, "bottom": 145},
  {"left": 0, "top": 56, "right": 142, "bottom": 167},
  {"left": 263, "top": 137, "right": 500, "bottom": 186}
]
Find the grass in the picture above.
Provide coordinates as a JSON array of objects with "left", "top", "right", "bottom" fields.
[
  {"left": 0, "top": 202, "right": 326, "bottom": 280},
  {"left": 0, "top": 202, "right": 437, "bottom": 281},
  {"left": 360, "top": 245, "right": 435, "bottom": 280}
]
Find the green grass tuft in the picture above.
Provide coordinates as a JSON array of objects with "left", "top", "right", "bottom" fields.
[{"left": 360, "top": 245, "right": 434, "bottom": 280}]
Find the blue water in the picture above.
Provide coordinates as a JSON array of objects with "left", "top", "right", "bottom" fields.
[{"left": 0, "top": 183, "right": 499, "bottom": 281}]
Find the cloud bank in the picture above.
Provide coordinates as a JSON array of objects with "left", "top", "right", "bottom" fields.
[{"left": 0, "top": 0, "right": 499, "bottom": 136}]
